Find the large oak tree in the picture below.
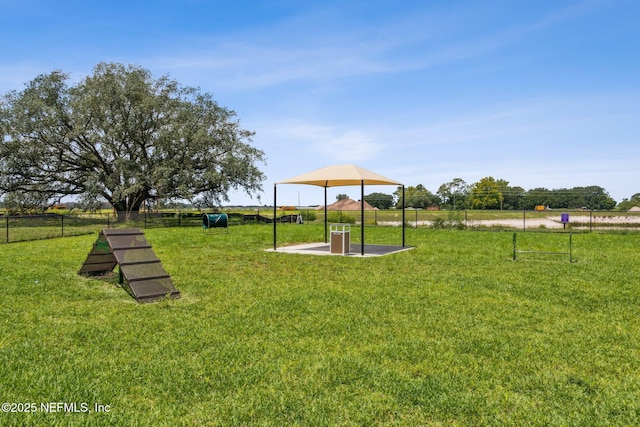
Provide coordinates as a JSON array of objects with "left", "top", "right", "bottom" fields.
[{"left": 0, "top": 62, "right": 265, "bottom": 214}]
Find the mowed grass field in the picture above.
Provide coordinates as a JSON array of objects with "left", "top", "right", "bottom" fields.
[{"left": 1, "top": 224, "right": 639, "bottom": 426}]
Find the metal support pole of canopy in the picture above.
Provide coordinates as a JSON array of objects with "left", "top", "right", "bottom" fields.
[
  {"left": 402, "top": 185, "right": 405, "bottom": 247},
  {"left": 273, "top": 184, "right": 277, "bottom": 250},
  {"left": 324, "top": 185, "right": 328, "bottom": 244},
  {"left": 361, "top": 180, "right": 365, "bottom": 255}
]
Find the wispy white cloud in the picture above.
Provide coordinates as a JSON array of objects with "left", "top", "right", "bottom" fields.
[
  {"left": 309, "top": 130, "right": 382, "bottom": 163},
  {"left": 253, "top": 120, "right": 383, "bottom": 165},
  {"left": 146, "top": 0, "right": 608, "bottom": 92},
  {"left": 147, "top": 40, "right": 389, "bottom": 90}
]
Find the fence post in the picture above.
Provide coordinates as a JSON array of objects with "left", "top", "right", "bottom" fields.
[
  {"left": 523, "top": 210, "right": 526, "bottom": 231},
  {"left": 61, "top": 214, "right": 64, "bottom": 237},
  {"left": 5, "top": 216, "right": 8, "bottom": 243},
  {"left": 589, "top": 210, "right": 593, "bottom": 232},
  {"left": 569, "top": 232, "right": 573, "bottom": 262}
]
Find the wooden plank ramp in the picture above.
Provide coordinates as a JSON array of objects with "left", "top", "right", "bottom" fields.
[{"left": 79, "top": 228, "right": 180, "bottom": 303}]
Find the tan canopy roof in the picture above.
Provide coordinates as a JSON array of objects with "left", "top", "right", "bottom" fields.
[{"left": 278, "top": 164, "right": 401, "bottom": 187}]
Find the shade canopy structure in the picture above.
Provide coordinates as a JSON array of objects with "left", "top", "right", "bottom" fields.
[
  {"left": 279, "top": 164, "right": 401, "bottom": 187},
  {"left": 274, "top": 164, "right": 405, "bottom": 256}
]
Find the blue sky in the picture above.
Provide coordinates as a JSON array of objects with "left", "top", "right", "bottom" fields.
[{"left": 1, "top": 0, "right": 638, "bottom": 206}]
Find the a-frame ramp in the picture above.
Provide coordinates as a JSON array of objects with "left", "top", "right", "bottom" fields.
[
  {"left": 78, "top": 231, "right": 117, "bottom": 275},
  {"left": 79, "top": 228, "right": 180, "bottom": 303}
]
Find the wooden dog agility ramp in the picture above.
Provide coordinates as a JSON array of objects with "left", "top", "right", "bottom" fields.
[{"left": 79, "top": 228, "right": 180, "bottom": 303}]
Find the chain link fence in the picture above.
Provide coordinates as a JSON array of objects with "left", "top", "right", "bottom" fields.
[
  {"left": 311, "top": 209, "right": 640, "bottom": 232},
  {"left": 2, "top": 209, "right": 639, "bottom": 244},
  {"left": 0, "top": 210, "right": 276, "bottom": 244}
]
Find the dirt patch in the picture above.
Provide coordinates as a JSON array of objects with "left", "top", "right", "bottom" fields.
[{"left": 379, "top": 214, "right": 640, "bottom": 230}]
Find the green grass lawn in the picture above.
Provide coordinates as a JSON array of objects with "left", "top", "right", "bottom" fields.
[{"left": 1, "top": 225, "right": 639, "bottom": 426}]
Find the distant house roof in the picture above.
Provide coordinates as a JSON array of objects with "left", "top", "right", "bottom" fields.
[{"left": 318, "top": 198, "right": 378, "bottom": 211}]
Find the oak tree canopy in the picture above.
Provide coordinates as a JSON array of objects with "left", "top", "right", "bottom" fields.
[{"left": 0, "top": 62, "right": 266, "bottom": 213}]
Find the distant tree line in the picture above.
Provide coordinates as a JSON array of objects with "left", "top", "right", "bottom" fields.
[{"left": 364, "top": 177, "right": 634, "bottom": 211}]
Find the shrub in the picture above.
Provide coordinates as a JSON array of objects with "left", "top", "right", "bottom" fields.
[
  {"left": 300, "top": 210, "right": 317, "bottom": 222},
  {"left": 432, "top": 217, "right": 446, "bottom": 229},
  {"left": 431, "top": 213, "right": 466, "bottom": 230},
  {"left": 327, "top": 212, "right": 356, "bottom": 224}
]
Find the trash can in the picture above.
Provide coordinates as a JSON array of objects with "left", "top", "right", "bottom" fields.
[
  {"left": 202, "top": 213, "right": 228, "bottom": 229},
  {"left": 330, "top": 224, "right": 350, "bottom": 255}
]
